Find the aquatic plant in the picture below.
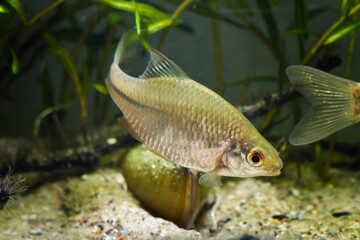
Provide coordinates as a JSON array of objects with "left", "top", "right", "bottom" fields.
[{"left": 0, "top": 167, "right": 27, "bottom": 213}]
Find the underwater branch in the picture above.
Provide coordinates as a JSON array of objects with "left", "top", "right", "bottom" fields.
[
  {"left": 238, "top": 87, "right": 300, "bottom": 119},
  {"left": 0, "top": 131, "right": 137, "bottom": 175}
]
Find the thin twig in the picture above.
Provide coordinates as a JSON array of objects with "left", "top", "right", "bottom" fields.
[
  {"left": 157, "top": 0, "right": 192, "bottom": 50},
  {"left": 0, "top": 128, "right": 138, "bottom": 175},
  {"left": 71, "top": 14, "right": 98, "bottom": 57},
  {"left": 238, "top": 87, "right": 300, "bottom": 119}
]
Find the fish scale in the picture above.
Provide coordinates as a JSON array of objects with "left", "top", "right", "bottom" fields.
[
  {"left": 111, "top": 74, "right": 233, "bottom": 169},
  {"left": 106, "top": 32, "right": 282, "bottom": 186}
]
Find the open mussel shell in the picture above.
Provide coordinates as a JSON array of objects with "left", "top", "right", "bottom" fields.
[{"left": 122, "top": 145, "right": 209, "bottom": 228}]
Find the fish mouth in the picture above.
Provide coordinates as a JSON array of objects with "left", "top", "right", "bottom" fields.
[
  {"left": 270, "top": 169, "right": 281, "bottom": 176},
  {"left": 243, "top": 167, "right": 281, "bottom": 177},
  {"left": 268, "top": 160, "right": 283, "bottom": 176}
]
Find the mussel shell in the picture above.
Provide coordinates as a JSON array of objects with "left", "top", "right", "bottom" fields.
[{"left": 122, "top": 145, "right": 208, "bottom": 228}]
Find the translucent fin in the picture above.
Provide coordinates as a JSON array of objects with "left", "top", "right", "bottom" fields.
[
  {"left": 139, "top": 49, "right": 189, "bottom": 80},
  {"left": 199, "top": 171, "right": 222, "bottom": 187},
  {"left": 113, "top": 30, "right": 141, "bottom": 66},
  {"left": 286, "top": 65, "right": 356, "bottom": 146}
]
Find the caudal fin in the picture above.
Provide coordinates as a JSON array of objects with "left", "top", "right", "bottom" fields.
[
  {"left": 286, "top": 65, "right": 357, "bottom": 146},
  {"left": 113, "top": 29, "right": 149, "bottom": 66}
]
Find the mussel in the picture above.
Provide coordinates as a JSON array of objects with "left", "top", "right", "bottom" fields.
[{"left": 122, "top": 145, "right": 209, "bottom": 228}]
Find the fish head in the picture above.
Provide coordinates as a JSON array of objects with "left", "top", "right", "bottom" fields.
[{"left": 220, "top": 140, "right": 283, "bottom": 178}]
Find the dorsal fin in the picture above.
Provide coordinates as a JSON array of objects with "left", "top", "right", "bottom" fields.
[{"left": 139, "top": 49, "right": 189, "bottom": 79}]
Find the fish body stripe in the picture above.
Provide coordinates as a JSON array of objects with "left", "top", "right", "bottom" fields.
[{"left": 108, "top": 78, "right": 148, "bottom": 110}]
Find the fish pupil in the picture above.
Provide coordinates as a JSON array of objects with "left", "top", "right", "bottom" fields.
[{"left": 251, "top": 155, "right": 260, "bottom": 164}]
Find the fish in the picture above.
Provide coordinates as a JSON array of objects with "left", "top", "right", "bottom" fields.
[
  {"left": 106, "top": 32, "right": 283, "bottom": 187},
  {"left": 286, "top": 65, "right": 360, "bottom": 146}
]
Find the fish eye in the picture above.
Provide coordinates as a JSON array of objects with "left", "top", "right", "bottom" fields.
[{"left": 247, "top": 150, "right": 264, "bottom": 167}]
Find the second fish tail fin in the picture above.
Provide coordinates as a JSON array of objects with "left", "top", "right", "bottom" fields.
[{"left": 286, "top": 65, "right": 358, "bottom": 146}]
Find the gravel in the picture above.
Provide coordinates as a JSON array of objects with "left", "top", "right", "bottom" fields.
[{"left": 0, "top": 160, "right": 359, "bottom": 239}]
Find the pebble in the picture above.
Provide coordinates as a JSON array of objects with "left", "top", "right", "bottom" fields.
[
  {"left": 29, "top": 229, "right": 43, "bottom": 236},
  {"left": 100, "top": 235, "right": 113, "bottom": 240},
  {"left": 331, "top": 211, "right": 351, "bottom": 218}
]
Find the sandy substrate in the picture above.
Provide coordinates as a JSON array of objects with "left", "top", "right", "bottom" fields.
[{"left": 0, "top": 162, "right": 359, "bottom": 240}]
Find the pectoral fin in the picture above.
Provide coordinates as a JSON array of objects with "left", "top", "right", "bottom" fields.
[{"left": 199, "top": 170, "right": 222, "bottom": 187}]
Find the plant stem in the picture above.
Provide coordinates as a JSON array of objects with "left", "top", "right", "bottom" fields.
[
  {"left": 27, "top": 0, "right": 65, "bottom": 25},
  {"left": 345, "top": 1, "right": 358, "bottom": 78},
  {"left": 95, "top": 24, "right": 118, "bottom": 125},
  {"left": 255, "top": 0, "right": 286, "bottom": 90},
  {"left": 2, "top": 0, "right": 65, "bottom": 39},
  {"left": 71, "top": 14, "right": 98, "bottom": 57},
  {"left": 302, "top": 3, "right": 360, "bottom": 64},
  {"left": 294, "top": 0, "right": 307, "bottom": 59},
  {"left": 157, "top": 0, "right": 192, "bottom": 50},
  {"left": 33, "top": 103, "right": 70, "bottom": 137},
  {"left": 211, "top": 0, "right": 224, "bottom": 95}
]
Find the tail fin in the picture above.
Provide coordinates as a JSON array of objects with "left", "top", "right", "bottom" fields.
[
  {"left": 113, "top": 29, "right": 149, "bottom": 66},
  {"left": 286, "top": 65, "right": 357, "bottom": 146}
]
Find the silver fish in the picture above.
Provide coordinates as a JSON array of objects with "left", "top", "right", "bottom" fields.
[
  {"left": 106, "top": 32, "right": 283, "bottom": 186},
  {"left": 286, "top": 65, "right": 360, "bottom": 146}
]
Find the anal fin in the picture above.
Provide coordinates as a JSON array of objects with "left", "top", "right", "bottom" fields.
[{"left": 199, "top": 170, "right": 222, "bottom": 187}]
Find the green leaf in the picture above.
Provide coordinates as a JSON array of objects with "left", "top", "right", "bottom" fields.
[
  {"left": 294, "top": 0, "right": 308, "bottom": 39},
  {"left": 147, "top": 18, "right": 174, "bottom": 35},
  {"left": 285, "top": 27, "right": 308, "bottom": 36},
  {"left": 44, "top": 32, "right": 85, "bottom": 104},
  {"left": 91, "top": 83, "right": 108, "bottom": 95},
  {"left": 340, "top": 0, "right": 349, "bottom": 15},
  {"left": 6, "top": 0, "right": 27, "bottom": 23},
  {"left": 10, "top": 48, "right": 18, "bottom": 74},
  {"left": 272, "top": 0, "right": 280, "bottom": 5},
  {"left": 221, "top": 0, "right": 253, "bottom": 16},
  {"left": 0, "top": 4, "right": 9, "bottom": 14},
  {"left": 44, "top": 33, "right": 79, "bottom": 84},
  {"left": 133, "top": 0, "right": 141, "bottom": 34},
  {"left": 33, "top": 103, "right": 70, "bottom": 137},
  {"left": 325, "top": 19, "right": 360, "bottom": 45},
  {"left": 97, "top": 0, "right": 169, "bottom": 20},
  {"left": 107, "top": 13, "right": 122, "bottom": 24},
  {"left": 44, "top": 32, "right": 88, "bottom": 135}
]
